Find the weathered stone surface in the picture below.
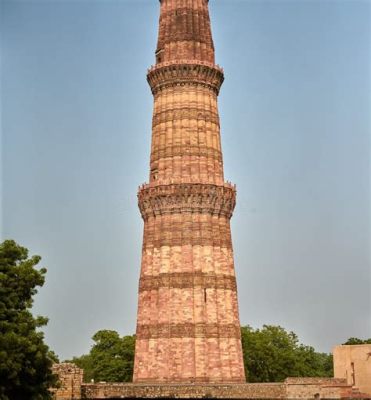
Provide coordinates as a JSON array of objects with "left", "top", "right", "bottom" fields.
[
  {"left": 51, "top": 365, "right": 371, "bottom": 400},
  {"left": 155, "top": 0, "right": 215, "bottom": 64},
  {"left": 51, "top": 363, "right": 83, "bottom": 400},
  {"left": 333, "top": 345, "right": 371, "bottom": 396},
  {"left": 82, "top": 382, "right": 286, "bottom": 399}
]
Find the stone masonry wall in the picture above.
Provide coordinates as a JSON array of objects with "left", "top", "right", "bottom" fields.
[
  {"left": 333, "top": 345, "right": 371, "bottom": 396},
  {"left": 285, "top": 377, "right": 353, "bottom": 399},
  {"left": 51, "top": 363, "right": 83, "bottom": 400},
  {"left": 52, "top": 364, "right": 371, "bottom": 400},
  {"left": 82, "top": 382, "right": 286, "bottom": 399}
]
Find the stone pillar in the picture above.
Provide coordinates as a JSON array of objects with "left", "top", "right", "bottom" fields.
[
  {"left": 133, "top": 0, "right": 246, "bottom": 384},
  {"left": 51, "top": 363, "right": 83, "bottom": 400}
]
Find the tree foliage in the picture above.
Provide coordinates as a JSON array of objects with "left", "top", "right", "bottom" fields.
[
  {"left": 241, "top": 325, "right": 333, "bottom": 382},
  {"left": 343, "top": 337, "right": 371, "bottom": 345},
  {"left": 68, "top": 330, "right": 135, "bottom": 383},
  {"left": 0, "top": 240, "right": 57, "bottom": 400}
]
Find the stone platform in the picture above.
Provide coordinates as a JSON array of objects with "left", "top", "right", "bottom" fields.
[
  {"left": 82, "top": 382, "right": 285, "bottom": 399},
  {"left": 52, "top": 364, "right": 371, "bottom": 400}
]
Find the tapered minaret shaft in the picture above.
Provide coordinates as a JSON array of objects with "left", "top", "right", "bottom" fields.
[{"left": 133, "top": 0, "right": 246, "bottom": 383}]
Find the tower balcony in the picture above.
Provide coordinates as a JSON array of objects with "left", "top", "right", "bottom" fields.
[
  {"left": 147, "top": 60, "right": 224, "bottom": 95},
  {"left": 137, "top": 181, "right": 236, "bottom": 221}
]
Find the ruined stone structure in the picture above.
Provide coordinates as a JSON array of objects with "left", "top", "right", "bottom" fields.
[
  {"left": 333, "top": 345, "right": 371, "bottom": 396},
  {"left": 51, "top": 345, "right": 371, "bottom": 400},
  {"left": 133, "top": 0, "right": 245, "bottom": 383},
  {"left": 51, "top": 363, "right": 84, "bottom": 400},
  {"left": 52, "top": 363, "right": 370, "bottom": 400}
]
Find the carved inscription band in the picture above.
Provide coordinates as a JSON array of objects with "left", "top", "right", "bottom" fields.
[
  {"left": 147, "top": 63, "right": 224, "bottom": 95},
  {"left": 142, "top": 235, "right": 232, "bottom": 249},
  {"left": 136, "top": 323, "right": 241, "bottom": 339},
  {"left": 138, "top": 183, "right": 236, "bottom": 221},
  {"left": 139, "top": 272, "right": 237, "bottom": 292},
  {"left": 150, "top": 145, "right": 223, "bottom": 164},
  {"left": 152, "top": 108, "right": 220, "bottom": 127}
]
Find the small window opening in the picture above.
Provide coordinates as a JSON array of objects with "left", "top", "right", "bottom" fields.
[
  {"left": 151, "top": 168, "right": 158, "bottom": 181},
  {"left": 204, "top": 288, "right": 207, "bottom": 303}
]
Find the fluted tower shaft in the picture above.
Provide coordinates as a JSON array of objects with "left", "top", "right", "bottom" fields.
[{"left": 133, "top": 0, "right": 246, "bottom": 383}]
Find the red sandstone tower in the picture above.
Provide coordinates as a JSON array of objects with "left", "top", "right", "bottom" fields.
[{"left": 133, "top": 0, "right": 245, "bottom": 383}]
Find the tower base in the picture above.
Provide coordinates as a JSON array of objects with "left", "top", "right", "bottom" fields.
[{"left": 52, "top": 364, "right": 371, "bottom": 400}]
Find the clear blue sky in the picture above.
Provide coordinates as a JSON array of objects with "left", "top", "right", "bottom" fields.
[{"left": 1, "top": 0, "right": 370, "bottom": 361}]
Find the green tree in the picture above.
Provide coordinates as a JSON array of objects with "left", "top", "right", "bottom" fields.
[
  {"left": 241, "top": 325, "right": 333, "bottom": 382},
  {"left": 69, "top": 330, "right": 135, "bottom": 383},
  {"left": 343, "top": 337, "right": 371, "bottom": 345},
  {"left": 0, "top": 240, "right": 57, "bottom": 400}
]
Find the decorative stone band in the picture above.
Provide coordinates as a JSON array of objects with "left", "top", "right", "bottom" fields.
[
  {"left": 139, "top": 272, "right": 237, "bottom": 292},
  {"left": 142, "top": 231, "right": 233, "bottom": 249},
  {"left": 136, "top": 323, "right": 241, "bottom": 339},
  {"left": 138, "top": 182, "right": 236, "bottom": 221},
  {"left": 147, "top": 61, "right": 224, "bottom": 95},
  {"left": 131, "top": 377, "right": 247, "bottom": 384},
  {"left": 152, "top": 107, "right": 220, "bottom": 128},
  {"left": 150, "top": 144, "right": 222, "bottom": 165}
]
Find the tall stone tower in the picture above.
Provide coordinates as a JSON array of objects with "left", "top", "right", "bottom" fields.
[{"left": 133, "top": 0, "right": 245, "bottom": 383}]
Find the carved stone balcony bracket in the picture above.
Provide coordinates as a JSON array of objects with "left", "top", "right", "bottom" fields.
[
  {"left": 138, "top": 182, "right": 236, "bottom": 221},
  {"left": 147, "top": 62, "right": 224, "bottom": 95}
]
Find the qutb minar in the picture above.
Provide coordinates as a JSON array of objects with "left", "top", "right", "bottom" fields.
[
  {"left": 134, "top": 0, "right": 246, "bottom": 383},
  {"left": 50, "top": 1, "right": 371, "bottom": 398}
]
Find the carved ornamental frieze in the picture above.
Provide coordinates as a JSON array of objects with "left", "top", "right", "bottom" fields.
[
  {"left": 136, "top": 323, "right": 241, "bottom": 339},
  {"left": 152, "top": 107, "right": 220, "bottom": 128},
  {"left": 138, "top": 182, "right": 236, "bottom": 221},
  {"left": 139, "top": 272, "right": 237, "bottom": 292},
  {"left": 147, "top": 61, "right": 224, "bottom": 95},
  {"left": 150, "top": 144, "right": 223, "bottom": 165}
]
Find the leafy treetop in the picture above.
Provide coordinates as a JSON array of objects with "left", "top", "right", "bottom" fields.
[
  {"left": 67, "top": 330, "right": 135, "bottom": 383},
  {"left": 0, "top": 240, "right": 57, "bottom": 400},
  {"left": 343, "top": 337, "right": 371, "bottom": 345},
  {"left": 241, "top": 325, "right": 333, "bottom": 382}
]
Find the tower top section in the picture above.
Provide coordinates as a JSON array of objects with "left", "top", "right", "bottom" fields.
[{"left": 155, "top": 0, "right": 215, "bottom": 65}]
